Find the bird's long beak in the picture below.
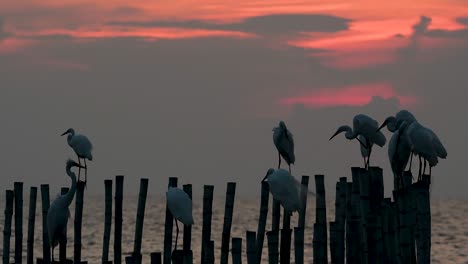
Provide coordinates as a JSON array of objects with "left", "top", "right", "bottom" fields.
[
  {"left": 376, "top": 120, "right": 388, "bottom": 132},
  {"left": 61, "top": 131, "right": 68, "bottom": 136},
  {"left": 329, "top": 130, "right": 340, "bottom": 141}
]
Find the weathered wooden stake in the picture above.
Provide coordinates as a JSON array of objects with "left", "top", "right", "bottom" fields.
[
  {"left": 256, "top": 181, "right": 269, "bottom": 264},
  {"left": 358, "top": 168, "right": 370, "bottom": 264},
  {"left": 14, "top": 182, "right": 24, "bottom": 264},
  {"left": 280, "top": 209, "right": 292, "bottom": 264},
  {"left": 102, "top": 179, "right": 113, "bottom": 263},
  {"left": 313, "top": 174, "right": 327, "bottom": 264},
  {"left": 349, "top": 168, "right": 362, "bottom": 263},
  {"left": 163, "top": 177, "right": 178, "bottom": 264},
  {"left": 271, "top": 199, "right": 281, "bottom": 232},
  {"left": 231, "top": 238, "right": 242, "bottom": 264},
  {"left": 3, "top": 190, "right": 14, "bottom": 264},
  {"left": 381, "top": 198, "right": 396, "bottom": 264},
  {"left": 220, "top": 182, "right": 236, "bottom": 264},
  {"left": 150, "top": 252, "right": 162, "bottom": 264},
  {"left": 201, "top": 185, "right": 214, "bottom": 264},
  {"left": 74, "top": 181, "right": 86, "bottom": 264},
  {"left": 335, "top": 177, "right": 347, "bottom": 264},
  {"left": 59, "top": 187, "right": 69, "bottom": 262},
  {"left": 266, "top": 231, "right": 279, "bottom": 264},
  {"left": 329, "top": 222, "right": 338, "bottom": 264},
  {"left": 40, "top": 184, "right": 51, "bottom": 263},
  {"left": 295, "top": 176, "right": 309, "bottom": 264},
  {"left": 26, "top": 187, "right": 37, "bottom": 264},
  {"left": 246, "top": 231, "right": 257, "bottom": 264},
  {"left": 294, "top": 227, "right": 304, "bottom": 264},
  {"left": 416, "top": 175, "right": 431, "bottom": 264},
  {"left": 204, "top": 240, "right": 215, "bottom": 264},
  {"left": 114, "top": 175, "right": 124, "bottom": 264},
  {"left": 133, "top": 178, "right": 149, "bottom": 263},
  {"left": 182, "top": 184, "right": 192, "bottom": 252}
]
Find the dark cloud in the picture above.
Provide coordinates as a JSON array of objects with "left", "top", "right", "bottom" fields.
[
  {"left": 456, "top": 16, "right": 468, "bottom": 26},
  {"left": 107, "top": 14, "right": 351, "bottom": 35}
]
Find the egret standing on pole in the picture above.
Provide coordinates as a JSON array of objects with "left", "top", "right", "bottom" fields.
[
  {"left": 167, "top": 187, "right": 194, "bottom": 250},
  {"left": 47, "top": 159, "right": 84, "bottom": 261},
  {"left": 329, "top": 114, "right": 386, "bottom": 169},
  {"left": 61, "top": 128, "right": 93, "bottom": 183},
  {"left": 273, "top": 121, "right": 295, "bottom": 173},
  {"left": 262, "top": 168, "right": 301, "bottom": 215}
]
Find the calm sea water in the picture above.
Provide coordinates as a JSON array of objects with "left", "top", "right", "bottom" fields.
[{"left": 1, "top": 196, "right": 467, "bottom": 263}]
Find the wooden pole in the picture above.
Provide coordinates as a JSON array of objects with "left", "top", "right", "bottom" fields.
[
  {"left": 74, "top": 181, "right": 86, "bottom": 264},
  {"left": 266, "top": 231, "right": 279, "bottom": 264},
  {"left": 350, "top": 168, "right": 362, "bottom": 263},
  {"left": 201, "top": 185, "right": 214, "bottom": 264},
  {"left": 163, "top": 177, "right": 178, "bottom": 264},
  {"left": 133, "top": 178, "right": 149, "bottom": 263},
  {"left": 369, "top": 167, "right": 384, "bottom": 211},
  {"left": 220, "top": 182, "right": 236, "bottom": 264},
  {"left": 114, "top": 175, "right": 124, "bottom": 264},
  {"left": 204, "top": 240, "right": 215, "bottom": 264},
  {"left": 329, "top": 222, "right": 338, "bottom": 264},
  {"left": 293, "top": 227, "right": 304, "bottom": 264},
  {"left": 150, "top": 252, "right": 162, "bottom": 264},
  {"left": 3, "top": 190, "right": 14, "bottom": 264},
  {"left": 246, "top": 231, "right": 256, "bottom": 264},
  {"left": 231, "top": 238, "right": 242, "bottom": 264},
  {"left": 335, "top": 177, "right": 347, "bottom": 264},
  {"left": 40, "top": 184, "right": 51, "bottom": 263},
  {"left": 14, "top": 182, "right": 24, "bottom": 264},
  {"left": 416, "top": 175, "right": 431, "bottom": 264},
  {"left": 280, "top": 209, "right": 292, "bottom": 264},
  {"left": 256, "top": 181, "right": 269, "bottom": 264},
  {"left": 313, "top": 174, "right": 327, "bottom": 264},
  {"left": 26, "top": 187, "right": 37, "bottom": 264},
  {"left": 182, "top": 184, "right": 193, "bottom": 252},
  {"left": 358, "top": 168, "right": 370, "bottom": 264},
  {"left": 271, "top": 199, "right": 281, "bottom": 232},
  {"left": 381, "top": 198, "right": 396, "bottom": 264},
  {"left": 102, "top": 179, "right": 113, "bottom": 263},
  {"left": 394, "top": 188, "right": 412, "bottom": 264},
  {"left": 59, "top": 187, "right": 69, "bottom": 263}
]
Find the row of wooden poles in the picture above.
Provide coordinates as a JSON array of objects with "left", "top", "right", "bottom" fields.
[{"left": 2, "top": 167, "right": 431, "bottom": 264}]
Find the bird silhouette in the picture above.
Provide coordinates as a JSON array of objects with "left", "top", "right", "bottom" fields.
[
  {"left": 330, "top": 114, "right": 386, "bottom": 168},
  {"left": 166, "top": 187, "right": 194, "bottom": 250},
  {"left": 47, "top": 159, "right": 84, "bottom": 261},
  {"left": 262, "top": 168, "right": 301, "bottom": 215},
  {"left": 273, "top": 121, "right": 295, "bottom": 173},
  {"left": 61, "top": 128, "right": 93, "bottom": 183}
]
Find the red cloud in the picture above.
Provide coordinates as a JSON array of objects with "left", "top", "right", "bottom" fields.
[{"left": 279, "top": 83, "right": 418, "bottom": 108}]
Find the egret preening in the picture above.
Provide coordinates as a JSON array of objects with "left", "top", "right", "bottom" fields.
[
  {"left": 47, "top": 159, "right": 84, "bottom": 261},
  {"left": 61, "top": 128, "right": 93, "bottom": 183},
  {"left": 166, "top": 187, "right": 194, "bottom": 250},
  {"left": 395, "top": 120, "right": 447, "bottom": 180},
  {"left": 273, "top": 121, "right": 295, "bottom": 173},
  {"left": 377, "top": 110, "right": 417, "bottom": 188},
  {"left": 329, "top": 114, "right": 386, "bottom": 168},
  {"left": 262, "top": 168, "right": 301, "bottom": 215}
]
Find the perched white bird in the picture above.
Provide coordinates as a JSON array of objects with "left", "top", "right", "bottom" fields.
[
  {"left": 47, "top": 159, "right": 84, "bottom": 261},
  {"left": 330, "top": 114, "right": 386, "bottom": 168},
  {"left": 167, "top": 187, "right": 194, "bottom": 250},
  {"left": 378, "top": 110, "right": 417, "bottom": 188},
  {"left": 262, "top": 168, "right": 301, "bottom": 214},
  {"left": 395, "top": 120, "right": 447, "bottom": 180},
  {"left": 273, "top": 121, "right": 295, "bottom": 173},
  {"left": 61, "top": 128, "right": 93, "bottom": 182}
]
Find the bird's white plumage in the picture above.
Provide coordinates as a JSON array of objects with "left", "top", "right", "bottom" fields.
[
  {"left": 266, "top": 168, "right": 300, "bottom": 213},
  {"left": 64, "top": 128, "right": 93, "bottom": 161},
  {"left": 353, "top": 114, "right": 386, "bottom": 147},
  {"left": 403, "top": 121, "right": 442, "bottom": 166},
  {"left": 167, "top": 187, "right": 194, "bottom": 226},
  {"left": 273, "top": 121, "right": 295, "bottom": 166}
]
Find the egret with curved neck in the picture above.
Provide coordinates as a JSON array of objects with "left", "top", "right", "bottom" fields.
[{"left": 47, "top": 159, "right": 84, "bottom": 261}]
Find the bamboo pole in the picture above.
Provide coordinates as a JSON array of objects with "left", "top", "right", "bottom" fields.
[
  {"left": 114, "top": 175, "right": 124, "bottom": 264},
  {"left": 204, "top": 240, "right": 215, "bottom": 264},
  {"left": 201, "top": 185, "right": 214, "bottom": 264},
  {"left": 381, "top": 198, "right": 396, "bottom": 264},
  {"left": 231, "top": 238, "right": 242, "bottom": 264},
  {"left": 3, "top": 190, "right": 14, "bottom": 264},
  {"left": 266, "top": 231, "right": 279, "bottom": 264},
  {"left": 293, "top": 227, "right": 304, "bottom": 264},
  {"left": 59, "top": 187, "right": 69, "bottom": 263},
  {"left": 366, "top": 214, "right": 377, "bottom": 263},
  {"left": 358, "top": 168, "right": 370, "bottom": 264},
  {"left": 133, "top": 178, "right": 149, "bottom": 262},
  {"left": 313, "top": 174, "right": 327, "bottom": 264},
  {"left": 271, "top": 199, "right": 281, "bottom": 231},
  {"left": 26, "top": 187, "right": 37, "bottom": 264},
  {"left": 350, "top": 168, "right": 362, "bottom": 263},
  {"left": 345, "top": 182, "right": 357, "bottom": 264},
  {"left": 163, "top": 177, "right": 178, "bottom": 264},
  {"left": 150, "top": 252, "right": 162, "bottom": 264},
  {"left": 256, "top": 181, "right": 269, "bottom": 264},
  {"left": 182, "top": 184, "right": 193, "bottom": 252},
  {"left": 329, "top": 222, "right": 338, "bottom": 264},
  {"left": 246, "top": 231, "right": 256, "bottom": 264},
  {"left": 102, "top": 179, "right": 113, "bottom": 263},
  {"left": 14, "top": 182, "right": 24, "bottom": 264},
  {"left": 369, "top": 167, "right": 384, "bottom": 211},
  {"left": 40, "top": 184, "right": 51, "bottom": 263},
  {"left": 220, "top": 182, "right": 236, "bottom": 264},
  {"left": 416, "top": 175, "right": 431, "bottom": 264},
  {"left": 295, "top": 176, "right": 309, "bottom": 264},
  {"left": 394, "top": 188, "right": 412, "bottom": 264},
  {"left": 280, "top": 209, "right": 291, "bottom": 264},
  {"left": 336, "top": 177, "right": 347, "bottom": 264},
  {"left": 74, "top": 181, "right": 86, "bottom": 264}
]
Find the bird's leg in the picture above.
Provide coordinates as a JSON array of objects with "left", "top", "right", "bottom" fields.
[
  {"left": 174, "top": 220, "right": 179, "bottom": 250},
  {"left": 423, "top": 159, "right": 427, "bottom": 178},
  {"left": 288, "top": 164, "right": 291, "bottom": 174},
  {"left": 84, "top": 158, "right": 88, "bottom": 184},
  {"left": 418, "top": 156, "right": 422, "bottom": 181},
  {"left": 278, "top": 152, "right": 281, "bottom": 169},
  {"left": 363, "top": 157, "right": 367, "bottom": 168},
  {"left": 429, "top": 166, "right": 432, "bottom": 177},
  {"left": 77, "top": 156, "right": 82, "bottom": 182},
  {"left": 366, "top": 141, "right": 372, "bottom": 169}
]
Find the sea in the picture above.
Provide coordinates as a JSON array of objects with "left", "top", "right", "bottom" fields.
[{"left": 1, "top": 196, "right": 467, "bottom": 264}]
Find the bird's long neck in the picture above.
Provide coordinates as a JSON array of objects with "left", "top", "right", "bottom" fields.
[
  {"left": 67, "top": 131, "right": 75, "bottom": 144},
  {"left": 63, "top": 169, "right": 77, "bottom": 207},
  {"left": 387, "top": 117, "right": 397, "bottom": 132},
  {"left": 344, "top": 126, "right": 357, "bottom": 139}
]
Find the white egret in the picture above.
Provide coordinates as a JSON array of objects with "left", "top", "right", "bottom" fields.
[
  {"left": 262, "top": 168, "right": 301, "bottom": 214},
  {"left": 166, "top": 187, "right": 194, "bottom": 250},
  {"left": 273, "top": 121, "right": 295, "bottom": 173},
  {"left": 61, "top": 128, "right": 93, "bottom": 183},
  {"left": 47, "top": 159, "right": 84, "bottom": 261},
  {"left": 395, "top": 120, "right": 447, "bottom": 180},
  {"left": 329, "top": 114, "right": 386, "bottom": 168}
]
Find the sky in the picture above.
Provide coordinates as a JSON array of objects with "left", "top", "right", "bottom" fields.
[{"left": 1, "top": 0, "right": 468, "bottom": 198}]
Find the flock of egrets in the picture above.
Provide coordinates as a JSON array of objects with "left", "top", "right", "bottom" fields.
[{"left": 45, "top": 109, "right": 446, "bottom": 260}]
